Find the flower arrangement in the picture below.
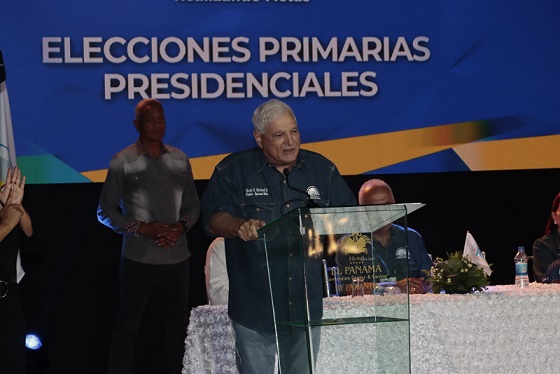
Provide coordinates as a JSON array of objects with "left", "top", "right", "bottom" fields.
[{"left": 423, "top": 251, "right": 490, "bottom": 294}]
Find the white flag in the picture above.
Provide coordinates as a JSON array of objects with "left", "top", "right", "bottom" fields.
[
  {"left": 0, "top": 50, "right": 17, "bottom": 184},
  {"left": 0, "top": 51, "right": 23, "bottom": 282},
  {"left": 463, "top": 230, "right": 492, "bottom": 276}
]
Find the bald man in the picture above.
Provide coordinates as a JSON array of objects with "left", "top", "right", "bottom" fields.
[{"left": 336, "top": 179, "right": 432, "bottom": 295}]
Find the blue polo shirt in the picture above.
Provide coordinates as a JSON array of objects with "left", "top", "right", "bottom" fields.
[
  {"left": 336, "top": 225, "right": 433, "bottom": 294},
  {"left": 201, "top": 147, "right": 356, "bottom": 333}
]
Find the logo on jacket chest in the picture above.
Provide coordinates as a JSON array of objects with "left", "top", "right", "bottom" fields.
[
  {"left": 307, "top": 186, "right": 321, "bottom": 200},
  {"left": 395, "top": 247, "right": 410, "bottom": 260},
  {"left": 245, "top": 187, "right": 269, "bottom": 197}
]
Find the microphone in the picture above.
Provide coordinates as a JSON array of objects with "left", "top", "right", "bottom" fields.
[{"left": 282, "top": 168, "right": 319, "bottom": 208}]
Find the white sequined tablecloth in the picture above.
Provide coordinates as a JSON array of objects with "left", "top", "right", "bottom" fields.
[{"left": 183, "top": 284, "right": 560, "bottom": 374}]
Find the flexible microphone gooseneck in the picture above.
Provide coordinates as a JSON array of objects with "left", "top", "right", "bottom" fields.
[{"left": 282, "top": 168, "right": 319, "bottom": 208}]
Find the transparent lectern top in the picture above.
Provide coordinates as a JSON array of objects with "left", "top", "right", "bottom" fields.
[
  {"left": 305, "top": 203, "right": 425, "bottom": 235},
  {"left": 259, "top": 203, "right": 425, "bottom": 237}
]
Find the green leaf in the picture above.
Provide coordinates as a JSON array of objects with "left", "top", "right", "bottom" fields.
[{"left": 424, "top": 251, "right": 490, "bottom": 294}]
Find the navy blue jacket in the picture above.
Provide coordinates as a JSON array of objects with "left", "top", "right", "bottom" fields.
[{"left": 201, "top": 147, "right": 356, "bottom": 333}]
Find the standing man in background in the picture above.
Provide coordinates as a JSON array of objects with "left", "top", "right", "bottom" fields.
[
  {"left": 98, "top": 98, "right": 200, "bottom": 374},
  {"left": 201, "top": 99, "right": 356, "bottom": 373}
]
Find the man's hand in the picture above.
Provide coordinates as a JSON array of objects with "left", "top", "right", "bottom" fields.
[
  {"left": 397, "top": 277, "right": 428, "bottom": 294},
  {"left": 208, "top": 212, "right": 265, "bottom": 241},
  {"left": 236, "top": 219, "right": 266, "bottom": 241},
  {"left": 155, "top": 222, "right": 185, "bottom": 248},
  {"left": 138, "top": 221, "right": 187, "bottom": 248}
]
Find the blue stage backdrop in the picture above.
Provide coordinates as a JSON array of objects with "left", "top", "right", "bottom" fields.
[{"left": 1, "top": 0, "right": 559, "bottom": 183}]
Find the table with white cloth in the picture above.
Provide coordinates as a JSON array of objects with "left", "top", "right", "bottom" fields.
[{"left": 183, "top": 284, "right": 560, "bottom": 374}]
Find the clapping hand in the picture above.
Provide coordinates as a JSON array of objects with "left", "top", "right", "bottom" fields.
[
  {"left": 0, "top": 166, "right": 25, "bottom": 205},
  {"left": 0, "top": 186, "right": 24, "bottom": 231}
]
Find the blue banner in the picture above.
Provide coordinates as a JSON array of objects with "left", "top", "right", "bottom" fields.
[{"left": 1, "top": 0, "right": 559, "bottom": 182}]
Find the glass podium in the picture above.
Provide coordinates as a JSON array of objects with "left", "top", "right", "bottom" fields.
[{"left": 259, "top": 203, "right": 424, "bottom": 374}]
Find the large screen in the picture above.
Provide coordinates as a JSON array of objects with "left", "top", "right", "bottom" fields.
[{"left": 1, "top": 0, "right": 558, "bottom": 183}]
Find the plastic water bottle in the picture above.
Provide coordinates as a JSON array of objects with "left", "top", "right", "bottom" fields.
[{"left": 514, "top": 246, "right": 529, "bottom": 288}]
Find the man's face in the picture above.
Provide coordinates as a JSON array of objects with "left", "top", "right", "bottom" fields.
[
  {"left": 361, "top": 187, "right": 395, "bottom": 234},
  {"left": 254, "top": 112, "right": 301, "bottom": 171},
  {"left": 134, "top": 104, "right": 166, "bottom": 143}
]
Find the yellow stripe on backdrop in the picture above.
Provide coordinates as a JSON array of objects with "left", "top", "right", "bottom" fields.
[
  {"left": 302, "top": 121, "right": 485, "bottom": 175},
  {"left": 453, "top": 134, "right": 560, "bottom": 171}
]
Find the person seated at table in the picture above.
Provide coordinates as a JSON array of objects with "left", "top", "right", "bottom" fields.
[
  {"left": 204, "top": 237, "right": 228, "bottom": 305},
  {"left": 541, "top": 259, "right": 560, "bottom": 283},
  {"left": 335, "top": 179, "right": 433, "bottom": 295},
  {"left": 533, "top": 192, "right": 560, "bottom": 282}
]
